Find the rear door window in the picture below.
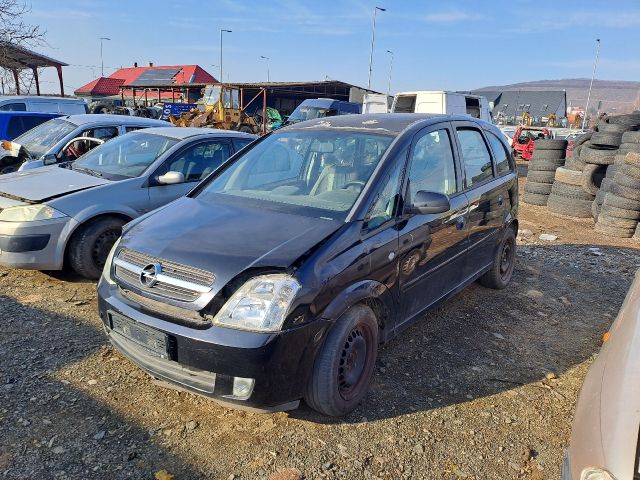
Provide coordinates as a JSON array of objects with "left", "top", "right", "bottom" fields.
[
  {"left": 456, "top": 128, "right": 494, "bottom": 188},
  {"left": 232, "top": 138, "right": 254, "bottom": 153},
  {"left": 0, "top": 102, "right": 26, "bottom": 111},
  {"left": 486, "top": 131, "right": 512, "bottom": 175},
  {"left": 82, "top": 126, "right": 119, "bottom": 141}
]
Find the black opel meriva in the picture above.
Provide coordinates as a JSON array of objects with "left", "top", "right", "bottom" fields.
[{"left": 98, "top": 114, "right": 518, "bottom": 416}]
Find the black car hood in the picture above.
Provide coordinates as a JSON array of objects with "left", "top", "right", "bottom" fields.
[{"left": 121, "top": 196, "right": 343, "bottom": 289}]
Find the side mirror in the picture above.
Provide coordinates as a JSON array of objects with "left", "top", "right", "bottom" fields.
[
  {"left": 158, "top": 171, "right": 185, "bottom": 185},
  {"left": 42, "top": 153, "right": 58, "bottom": 166},
  {"left": 411, "top": 190, "right": 450, "bottom": 215}
]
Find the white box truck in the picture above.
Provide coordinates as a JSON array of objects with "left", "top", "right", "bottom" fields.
[{"left": 391, "top": 90, "right": 491, "bottom": 122}]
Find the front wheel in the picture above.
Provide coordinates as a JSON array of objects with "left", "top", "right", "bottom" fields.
[
  {"left": 305, "top": 304, "right": 378, "bottom": 416},
  {"left": 67, "top": 217, "right": 125, "bottom": 280},
  {"left": 478, "top": 228, "right": 516, "bottom": 290}
]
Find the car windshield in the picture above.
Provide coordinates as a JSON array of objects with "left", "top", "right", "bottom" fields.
[
  {"left": 72, "top": 131, "right": 179, "bottom": 180},
  {"left": 13, "top": 118, "right": 77, "bottom": 158},
  {"left": 287, "top": 106, "right": 332, "bottom": 123},
  {"left": 195, "top": 130, "right": 394, "bottom": 219}
]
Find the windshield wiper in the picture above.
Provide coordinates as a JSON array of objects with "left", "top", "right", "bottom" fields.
[{"left": 72, "top": 166, "right": 104, "bottom": 178}]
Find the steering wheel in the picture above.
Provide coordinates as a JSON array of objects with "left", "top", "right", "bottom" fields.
[{"left": 343, "top": 180, "right": 366, "bottom": 190}]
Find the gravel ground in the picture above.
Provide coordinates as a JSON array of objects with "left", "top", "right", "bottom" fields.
[{"left": 1, "top": 172, "right": 639, "bottom": 480}]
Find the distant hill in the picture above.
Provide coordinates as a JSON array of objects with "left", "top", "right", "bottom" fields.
[{"left": 474, "top": 79, "right": 640, "bottom": 114}]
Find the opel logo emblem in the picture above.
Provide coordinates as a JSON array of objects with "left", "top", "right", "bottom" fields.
[{"left": 139, "top": 263, "right": 161, "bottom": 287}]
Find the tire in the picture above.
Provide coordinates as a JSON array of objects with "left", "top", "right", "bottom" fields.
[
  {"left": 591, "top": 132, "right": 623, "bottom": 148},
  {"left": 573, "top": 132, "right": 592, "bottom": 147},
  {"left": 478, "top": 228, "right": 516, "bottom": 290},
  {"left": 581, "top": 146, "right": 617, "bottom": 165},
  {"left": 600, "top": 177, "right": 613, "bottom": 193},
  {"left": 305, "top": 304, "right": 378, "bottom": 416},
  {"left": 597, "top": 123, "right": 629, "bottom": 134},
  {"left": 522, "top": 191, "right": 549, "bottom": 206},
  {"left": 619, "top": 164, "right": 640, "bottom": 179},
  {"left": 581, "top": 164, "right": 607, "bottom": 195},
  {"left": 527, "top": 170, "right": 556, "bottom": 183},
  {"left": 622, "top": 131, "right": 640, "bottom": 144},
  {"left": 554, "top": 167, "right": 583, "bottom": 186},
  {"left": 547, "top": 194, "right": 593, "bottom": 218},
  {"left": 617, "top": 144, "right": 640, "bottom": 155},
  {"left": 596, "top": 214, "right": 639, "bottom": 229},
  {"left": 592, "top": 200, "right": 601, "bottom": 220},
  {"left": 609, "top": 183, "right": 640, "bottom": 201},
  {"left": 604, "top": 193, "right": 640, "bottom": 211},
  {"left": 614, "top": 172, "right": 640, "bottom": 189},
  {"left": 531, "top": 149, "right": 566, "bottom": 160},
  {"left": 534, "top": 139, "right": 568, "bottom": 150},
  {"left": 623, "top": 151, "right": 640, "bottom": 166},
  {"left": 594, "top": 188, "right": 606, "bottom": 205},
  {"left": 551, "top": 182, "right": 596, "bottom": 200},
  {"left": 528, "top": 158, "right": 565, "bottom": 171},
  {"left": 605, "top": 166, "right": 618, "bottom": 179},
  {"left": 67, "top": 217, "right": 125, "bottom": 280},
  {"left": 607, "top": 114, "right": 640, "bottom": 127},
  {"left": 594, "top": 222, "right": 635, "bottom": 238},
  {"left": 564, "top": 156, "right": 585, "bottom": 172},
  {"left": 524, "top": 181, "right": 553, "bottom": 195},
  {"left": 601, "top": 205, "right": 640, "bottom": 220}
]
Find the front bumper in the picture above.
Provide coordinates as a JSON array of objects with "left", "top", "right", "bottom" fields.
[
  {"left": 97, "top": 280, "right": 329, "bottom": 410},
  {"left": 0, "top": 216, "right": 76, "bottom": 270}
]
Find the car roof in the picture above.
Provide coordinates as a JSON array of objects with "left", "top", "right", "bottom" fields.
[
  {"left": 281, "top": 113, "right": 491, "bottom": 135},
  {"left": 0, "top": 95, "right": 84, "bottom": 103},
  {"left": 135, "top": 126, "right": 257, "bottom": 140},
  {"left": 61, "top": 114, "right": 170, "bottom": 127}
]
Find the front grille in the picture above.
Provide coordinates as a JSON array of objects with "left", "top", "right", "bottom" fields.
[
  {"left": 118, "top": 248, "right": 215, "bottom": 286},
  {"left": 118, "top": 287, "right": 209, "bottom": 326},
  {"left": 113, "top": 248, "right": 214, "bottom": 303}
]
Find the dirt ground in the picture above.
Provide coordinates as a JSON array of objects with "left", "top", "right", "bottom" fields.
[{"left": 1, "top": 171, "right": 639, "bottom": 480}]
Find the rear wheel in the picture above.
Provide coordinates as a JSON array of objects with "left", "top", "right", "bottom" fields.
[
  {"left": 479, "top": 228, "right": 516, "bottom": 290},
  {"left": 305, "top": 304, "right": 378, "bottom": 416},
  {"left": 67, "top": 217, "right": 125, "bottom": 280}
]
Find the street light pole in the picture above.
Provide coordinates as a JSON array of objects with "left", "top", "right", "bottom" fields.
[
  {"left": 367, "top": 6, "right": 386, "bottom": 89},
  {"left": 583, "top": 38, "right": 601, "bottom": 130},
  {"left": 386, "top": 50, "right": 394, "bottom": 99},
  {"left": 260, "top": 56, "right": 270, "bottom": 82},
  {"left": 220, "top": 29, "right": 232, "bottom": 83},
  {"left": 99, "top": 37, "right": 110, "bottom": 77}
]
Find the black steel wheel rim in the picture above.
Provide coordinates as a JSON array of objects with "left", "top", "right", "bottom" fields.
[
  {"left": 92, "top": 230, "right": 119, "bottom": 269},
  {"left": 337, "top": 321, "right": 375, "bottom": 401},
  {"left": 499, "top": 238, "right": 515, "bottom": 279}
]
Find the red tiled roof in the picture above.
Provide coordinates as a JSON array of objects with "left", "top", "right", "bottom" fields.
[{"left": 75, "top": 65, "right": 217, "bottom": 96}]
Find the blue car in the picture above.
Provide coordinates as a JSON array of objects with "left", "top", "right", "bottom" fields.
[{"left": 0, "top": 111, "right": 62, "bottom": 141}]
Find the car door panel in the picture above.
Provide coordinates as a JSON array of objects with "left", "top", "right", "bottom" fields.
[{"left": 396, "top": 123, "right": 469, "bottom": 326}]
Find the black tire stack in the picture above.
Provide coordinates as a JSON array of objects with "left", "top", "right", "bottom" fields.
[
  {"left": 523, "top": 139, "right": 567, "bottom": 206},
  {"left": 595, "top": 149, "right": 640, "bottom": 238}
]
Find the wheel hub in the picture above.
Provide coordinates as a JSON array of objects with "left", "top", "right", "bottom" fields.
[{"left": 338, "top": 327, "right": 370, "bottom": 400}]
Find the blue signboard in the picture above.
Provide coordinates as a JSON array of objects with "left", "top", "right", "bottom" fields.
[{"left": 161, "top": 103, "right": 198, "bottom": 120}]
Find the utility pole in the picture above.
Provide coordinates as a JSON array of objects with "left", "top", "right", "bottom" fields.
[
  {"left": 583, "top": 38, "right": 601, "bottom": 130},
  {"left": 367, "top": 6, "right": 386, "bottom": 89},
  {"left": 386, "top": 50, "right": 394, "bottom": 99},
  {"left": 260, "top": 56, "right": 270, "bottom": 82},
  {"left": 220, "top": 29, "right": 232, "bottom": 83},
  {"left": 100, "top": 37, "right": 110, "bottom": 76}
]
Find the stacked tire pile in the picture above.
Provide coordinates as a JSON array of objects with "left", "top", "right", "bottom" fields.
[
  {"left": 596, "top": 147, "right": 640, "bottom": 238},
  {"left": 522, "top": 139, "right": 568, "bottom": 206}
]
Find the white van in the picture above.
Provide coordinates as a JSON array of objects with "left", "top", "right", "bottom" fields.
[
  {"left": 0, "top": 96, "right": 87, "bottom": 115},
  {"left": 362, "top": 93, "right": 389, "bottom": 113},
  {"left": 391, "top": 91, "right": 491, "bottom": 122}
]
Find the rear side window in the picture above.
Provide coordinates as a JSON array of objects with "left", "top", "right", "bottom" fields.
[
  {"left": 486, "top": 131, "right": 512, "bottom": 175},
  {"left": 0, "top": 102, "right": 26, "bottom": 111},
  {"left": 232, "top": 138, "right": 253, "bottom": 152},
  {"left": 457, "top": 128, "right": 494, "bottom": 188}
]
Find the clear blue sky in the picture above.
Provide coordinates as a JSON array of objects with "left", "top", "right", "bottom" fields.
[{"left": 29, "top": 0, "right": 640, "bottom": 94}]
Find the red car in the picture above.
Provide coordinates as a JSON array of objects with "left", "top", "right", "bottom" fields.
[{"left": 511, "top": 126, "right": 551, "bottom": 160}]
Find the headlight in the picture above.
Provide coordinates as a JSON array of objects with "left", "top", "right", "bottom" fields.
[
  {"left": 101, "top": 237, "right": 122, "bottom": 286},
  {"left": 212, "top": 274, "right": 301, "bottom": 332},
  {"left": 581, "top": 468, "right": 617, "bottom": 480},
  {"left": 0, "top": 204, "right": 67, "bottom": 222}
]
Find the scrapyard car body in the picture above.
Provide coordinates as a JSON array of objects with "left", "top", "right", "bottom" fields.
[{"left": 98, "top": 113, "right": 518, "bottom": 415}]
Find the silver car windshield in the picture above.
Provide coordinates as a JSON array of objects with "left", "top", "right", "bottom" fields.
[
  {"left": 196, "top": 130, "right": 394, "bottom": 217},
  {"left": 72, "top": 132, "right": 179, "bottom": 179},
  {"left": 13, "top": 118, "right": 77, "bottom": 158}
]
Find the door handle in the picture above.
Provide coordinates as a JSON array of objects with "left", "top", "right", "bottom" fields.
[{"left": 455, "top": 217, "right": 465, "bottom": 230}]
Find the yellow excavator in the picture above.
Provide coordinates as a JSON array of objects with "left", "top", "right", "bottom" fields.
[{"left": 169, "top": 84, "right": 261, "bottom": 133}]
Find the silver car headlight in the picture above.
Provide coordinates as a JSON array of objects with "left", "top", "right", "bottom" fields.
[
  {"left": 581, "top": 468, "right": 617, "bottom": 480},
  {"left": 0, "top": 204, "right": 67, "bottom": 222},
  {"left": 101, "top": 237, "right": 122, "bottom": 286},
  {"left": 213, "top": 274, "right": 301, "bottom": 332}
]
